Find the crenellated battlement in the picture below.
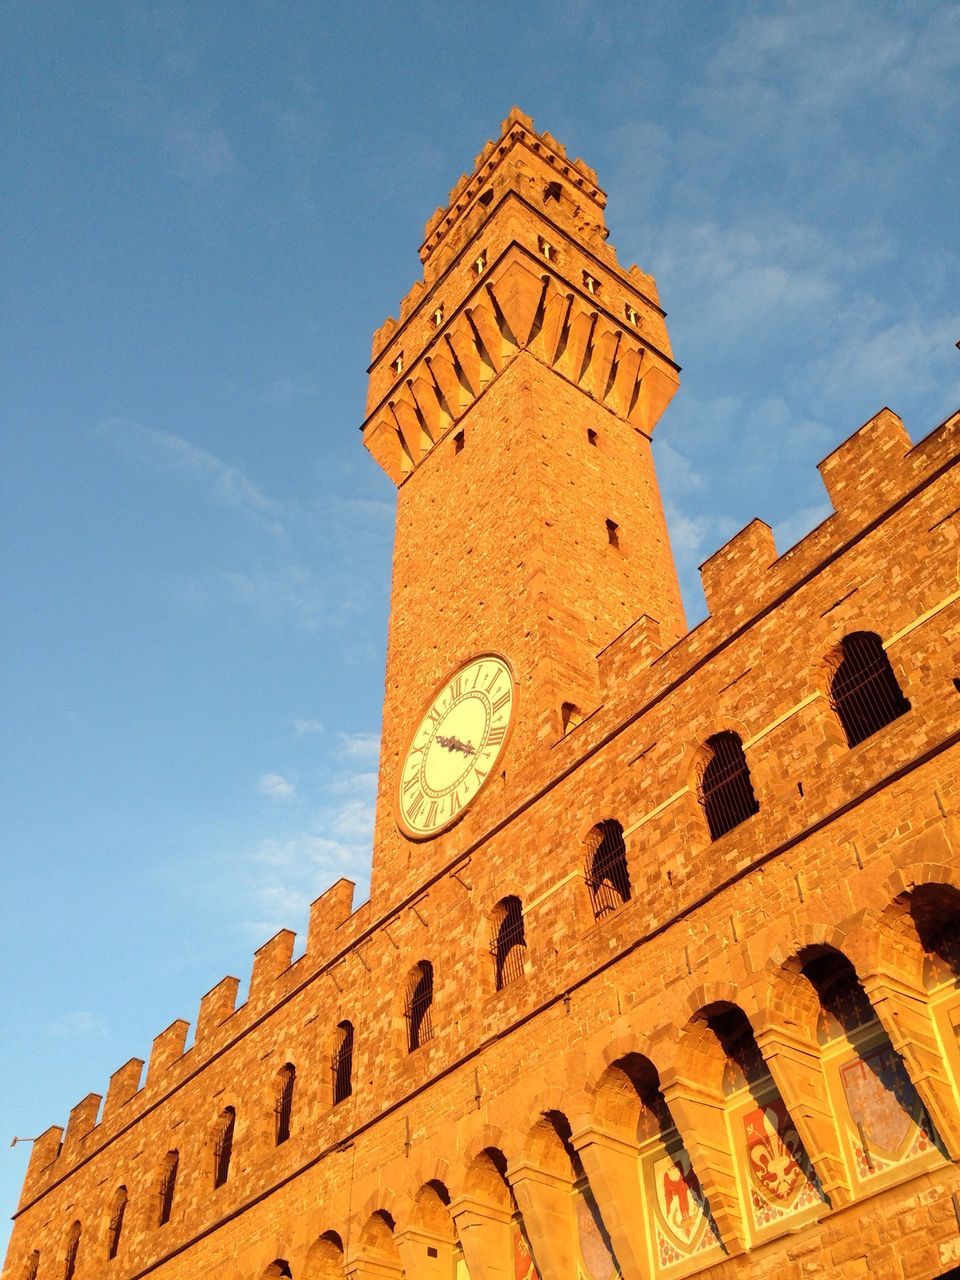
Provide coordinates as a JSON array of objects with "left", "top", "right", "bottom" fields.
[{"left": 16, "top": 877, "right": 367, "bottom": 1206}]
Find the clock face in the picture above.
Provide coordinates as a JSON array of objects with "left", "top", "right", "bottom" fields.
[{"left": 398, "top": 653, "right": 515, "bottom": 839}]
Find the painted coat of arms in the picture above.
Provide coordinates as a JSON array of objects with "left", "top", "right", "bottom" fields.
[
  {"left": 743, "top": 1101, "right": 805, "bottom": 1202},
  {"left": 653, "top": 1148, "right": 714, "bottom": 1250},
  {"left": 840, "top": 1045, "right": 918, "bottom": 1156}
]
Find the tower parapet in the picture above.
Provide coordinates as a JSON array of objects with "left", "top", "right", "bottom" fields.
[{"left": 363, "top": 108, "right": 676, "bottom": 486}]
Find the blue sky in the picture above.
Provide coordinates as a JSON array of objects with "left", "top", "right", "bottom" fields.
[{"left": 2, "top": 0, "right": 958, "bottom": 1250}]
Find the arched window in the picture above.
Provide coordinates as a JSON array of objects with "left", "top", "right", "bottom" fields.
[
  {"left": 274, "top": 1063, "right": 295, "bottom": 1145},
  {"left": 25, "top": 1251, "right": 40, "bottom": 1280},
  {"left": 213, "top": 1106, "right": 236, "bottom": 1187},
  {"left": 491, "top": 897, "right": 526, "bottom": 989},
  {"left": 332, "top": 1021, "right": 354, "bottom": 1104},
  {"left": 405, "top": 962, "right": 434, "bottom": 1052},
  {"left": 106, "top": 1185, "right": 128, "bottom": 1259},
  {"left": 830, "top": 631, "right": 910, "bottom": 747},
  {"left": 699, "top": 731, "right": 759, "bottom": 840},
  {"left": 63, "top": 1222, "right": 80, "bottom": 1280},
  {"left": 157, "top": 1150, "right": 178, "bottom": 1226},
  {"left": 585, "top": 819, "right": 631, "bottom": 919}
]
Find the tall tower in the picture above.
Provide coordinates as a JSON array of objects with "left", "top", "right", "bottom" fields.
[{"left": 364, "top": 109, "right": 685, "bottom": 908}]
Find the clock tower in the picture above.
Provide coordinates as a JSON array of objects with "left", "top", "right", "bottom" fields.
[{"left": 363, "top": 109, "right": 686, "bottom": 909}]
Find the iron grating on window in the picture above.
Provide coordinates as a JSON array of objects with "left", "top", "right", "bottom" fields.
[
  {"left": 332, "top": 1021, "right": 354, "bottom": 1103},
  {"left": 213, "top": 1107, "right": 235, "bottom": 1188},
  {"left": 63, "top": 1223, "right": 80, "bottom": 1280},
  {"left": 830, "top": 631, "right": 910, "bottom": 747},
  {"left": 107, "top": 1187, "right": 128, "bottom": 1259},
  {"left": 158, "top": 1151, "right": 178, "bottom": 1226},
  {"left": 699, "top": 732, "right": 759, "bottom": 841},
  {"left": 405, "top": 962, "right": 434, "bottom": 1052},
  {"left": 274, "top": 1064, "right": 295, "bottom": 1145},
  {"left": 491, "top": 897, "right": 526, "bottom": 989},
  {"left": 586, "top": 820, "right": 631, "bottom": 920}
]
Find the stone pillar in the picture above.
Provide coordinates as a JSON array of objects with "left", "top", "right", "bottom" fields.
[
  {"left": 395, "top": 1226, "right": 456, "bottom": 1280},
  {"left": 450, "top": 1196, "right": 514, "bottom": 1280},
  {"left": 861, "top": 968, "right": 960, "bottom": 1159},
  {"left": 571, "top": 1124, "right": 651, "bottom": 1280},
  {"left": 345, "top": 1253, "right": 404, "bottom": 1280},
  {"left": 753, "top": 1021, "right": 854, "bottom": 1207},
  {"left": 657, "top": 1069, "right": 746, "bottom": 1254},
  {"left": 507, "top": 1162, "right": 579, "bottom": 1280}
]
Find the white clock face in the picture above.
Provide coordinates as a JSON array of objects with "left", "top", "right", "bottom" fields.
[{"left": 398, "top": 654, "right": 515, "bottom": 839}]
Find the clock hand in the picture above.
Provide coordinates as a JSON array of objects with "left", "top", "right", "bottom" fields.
[{"left": 436, "top": 734, "right": 476, "bottom": 756}]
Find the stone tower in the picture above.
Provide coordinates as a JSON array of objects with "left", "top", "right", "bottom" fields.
[{"left": 365, "top": 107, "right": 686, "bottom": 907}]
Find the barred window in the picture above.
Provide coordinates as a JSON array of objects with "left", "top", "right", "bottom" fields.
[
  {"left": 491, "top": 897, "right": 526, "bottom": 990},
  {"left": 274, "top": 1063, "right": 295, "bottom": 1146},
  {"left": 157, "top": 1150, "right": 178, "bottom": 1226},
  {"left": 332, "top": 1021, "right": 354, "bottom": 1104},
  {"left": 699, "top": 732, "right": 759, "bottom": 840},
  {"left": 830, "top": 631, "right": 910, "bottom": 747},
  {"left": 63, "top": 1222, "right": 80, "bottom": 1280},
  {"left": 405, "top": 962, "right": 434, "bottom": 1052},
  {"left": 213, "top": 1106, "right": 236, "bottom": 1188},
  {"left": 106, "top": 1186, "right": 127, "bottom": 1260},
  {"left": 586, "top": 820, "right": 631, "bottom": 920}
]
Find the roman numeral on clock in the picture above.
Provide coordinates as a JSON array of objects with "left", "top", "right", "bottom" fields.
[
  {"left": 492, "top": 692, "right": 510, "bottom": 714},
  {"left": 487, "top": 724, "right": 506, "bottom": 746},
  {"left": 407, "top": 791, "right": 426, "bottom": 820}
]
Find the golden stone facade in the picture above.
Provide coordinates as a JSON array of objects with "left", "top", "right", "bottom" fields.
[{"left": 5, "top": 109, "right": 960, "bottom": 1280}]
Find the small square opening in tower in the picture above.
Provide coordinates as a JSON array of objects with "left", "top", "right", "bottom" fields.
[
  {"left": 587, "top": 428, "right": 598, "bottom": 448},
  {"left": 605, "top": 518, "right": 620, "bottom": 549},
  {"left": 392, "top": 352, "right": 404, "bottom": 375},
  {"left": 538, "top": 236, "right": 556, "bottom": 263},
  {"left": 583, "top": 272, "right": 600, "bottom": 296},
  {"left": 474, "top": 250, "right": 487, "bottom": 276},
  {"left": 433, "top": 304, "right": 444, "bottom": 328},
  {"left": 561, "top": 701, "right": 583, "bottom": 735},
  {"left": 454, "top": 429, "right": 465, "bottom": 454}
]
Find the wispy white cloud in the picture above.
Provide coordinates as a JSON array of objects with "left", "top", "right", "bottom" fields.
[
  {"left": 98, "top": 418, "right": 284, "bottom": 532},
  {"left": 242, "top": 766, "right": 377, "bottom": 938},
  {"left": 773, "top": 503, "right": 833, "bottom": 554},
  {"left": 294, "top": 718, "right": 324, "bottom": 737},
  {"left": 812, "top": 310, "right": 960, "bottom": 408},
  {"left": 99, "top": 419, "right": 390, "bottom": 636},
  {"left": 336, "top": 731, "right": 381, "bottom": 762},
  {"left": 259, "top": 376, "right": 318, "bottom": 406},
  {"left": 257, "top": 772, "right": 297, "bottom": 803},
  {"left": 46, "top": 1010, "right": 107, "bottom": 1039},
  {"left": 163, "top": 122, "right": 239, "bottom": 182},
  {"left": 219, "top": 563, "right": 374, "bottom": 631}
]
